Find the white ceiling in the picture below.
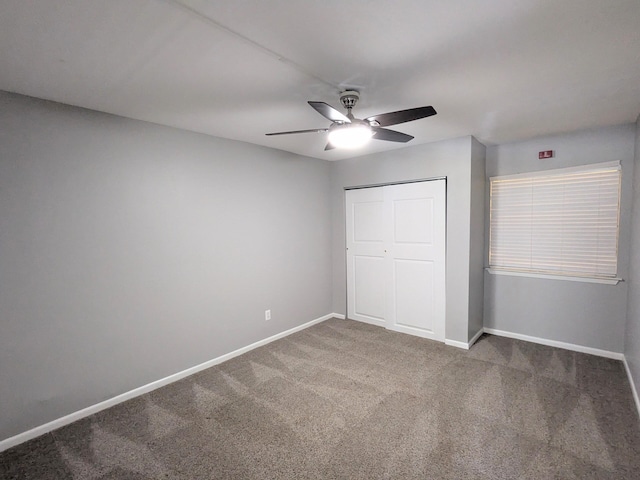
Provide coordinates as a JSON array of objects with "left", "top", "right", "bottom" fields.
[{"left": 1, "top": 0, "right": 639, "bottom": 160}]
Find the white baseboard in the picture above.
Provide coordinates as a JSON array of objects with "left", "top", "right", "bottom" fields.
[
  {"left": 445, "top": 328, "right": 484, "bottom": 350},
  {"left": 333, "top": 313, "right": 346, "bottom": 320},
  {"left": 468, "top": 328, "right": 484, "bottom": 348},
  {"left": 483, "top": 327, "right": 624, "bottom": 360},
  {"left": 0, "top": 312, "right": 341, "bottom": 453},
  {"left": 623, "top": 357, "right": 640, "bottom": 419},
  {"left": 445, "top": 339, "right": 469, "bottom": 349}
]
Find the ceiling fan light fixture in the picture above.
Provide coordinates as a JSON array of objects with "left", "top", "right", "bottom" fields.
[
  {"left": 328, "top": 123, "right": 372, "bottom": 149},
  {"left": 265, "top": 91, "right": 437, "bottom": 152}
]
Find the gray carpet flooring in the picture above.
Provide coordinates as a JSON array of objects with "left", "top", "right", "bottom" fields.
[{"left": 2, "top": 318, "right": 640, "bottom": 479}]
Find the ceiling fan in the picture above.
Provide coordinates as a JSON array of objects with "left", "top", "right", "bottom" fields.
[{"left": 266, "top": 91, "right": 437, "bottom": 150}]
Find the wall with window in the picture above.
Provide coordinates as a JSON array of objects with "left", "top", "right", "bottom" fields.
[{"left": 484, "top": 124, "right": 636, "bottom": 353}]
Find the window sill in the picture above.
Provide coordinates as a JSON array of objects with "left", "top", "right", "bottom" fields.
[{"left": 485, "top": 268, "right": 622, "bottom": 285}]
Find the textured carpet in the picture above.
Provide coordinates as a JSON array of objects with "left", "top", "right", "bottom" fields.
[{"left": 1, "top": 318, "right": 640, "bottom": 479}]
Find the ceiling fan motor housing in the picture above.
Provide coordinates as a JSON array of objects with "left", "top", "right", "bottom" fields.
[{"left": 340, "top": 90, "right": 360, "bottom": 110}]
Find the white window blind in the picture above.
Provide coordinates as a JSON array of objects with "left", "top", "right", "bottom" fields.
[{"left": 489, "top": 161, "right": 621, "bottom": 279}]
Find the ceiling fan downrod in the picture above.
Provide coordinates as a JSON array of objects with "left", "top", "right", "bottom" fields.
[{"left": 339, "top": 90, "right": 360, "bottom": 121}]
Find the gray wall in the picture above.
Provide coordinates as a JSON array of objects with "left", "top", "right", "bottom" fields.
[
  {"left": 484, "top": 124, "right": 636, "bottom": 353},
  {"left": 468, "top": 138, "right": 486, "bottom": 339},
  {"left": 330, "top": 136, "right": 482, "bottom": 344},
  {"left": 625, "top": 115, "right": 640, "bottom": 401},
  {"left": 0, "top": 92, "right": 333, "bottom": 442}
]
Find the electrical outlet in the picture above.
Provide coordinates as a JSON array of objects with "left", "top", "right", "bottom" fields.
[{"left": 265, "top": 309, "right": 271, "bottom": 321}]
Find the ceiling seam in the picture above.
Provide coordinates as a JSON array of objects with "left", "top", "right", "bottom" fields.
[{"left": 166, "top": 0, "right": 337, "bottom": 90}]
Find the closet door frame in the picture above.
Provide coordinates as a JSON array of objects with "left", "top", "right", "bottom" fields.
[{"left": 345, "top": 178, "right": 447, "bottom": 342}]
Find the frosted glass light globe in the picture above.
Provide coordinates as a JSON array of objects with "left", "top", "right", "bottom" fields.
[{"left": 328, "top": 123, "right": 372, "bottom": 149}]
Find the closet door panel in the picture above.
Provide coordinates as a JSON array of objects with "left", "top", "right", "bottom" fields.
[
  {"left": 346, "top": 188, "right": 386, "bottom": 326},
  {"left": 385, "top": 181, "right": 446, "bottom": 341}
]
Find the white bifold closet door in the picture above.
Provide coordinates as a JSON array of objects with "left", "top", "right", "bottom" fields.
[{"left": 346, "top": 180, "right": 446, "bottom": 341}]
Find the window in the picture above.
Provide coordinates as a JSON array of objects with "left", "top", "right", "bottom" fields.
[{"left": 489, "top": 161, "right": 621, "bottom": 282}]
